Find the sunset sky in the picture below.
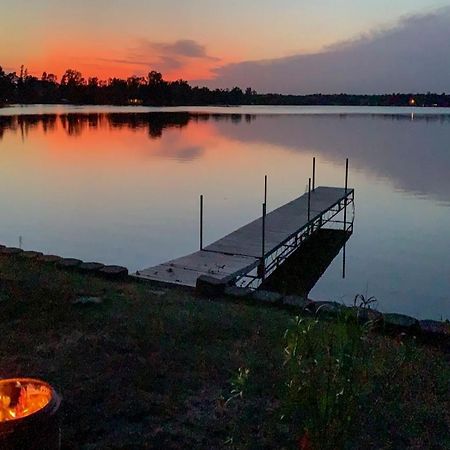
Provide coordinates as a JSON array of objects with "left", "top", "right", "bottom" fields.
[{"left": 1, "top": 0, "right": 449, "bottom": 93}]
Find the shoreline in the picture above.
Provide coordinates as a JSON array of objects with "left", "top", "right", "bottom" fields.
[{"left": 1, "top": 242, "right": 448, "bottom": 341}]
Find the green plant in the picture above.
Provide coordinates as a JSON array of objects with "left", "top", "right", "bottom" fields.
[
  {"left": 225, "top": 367, "right": 250, "bottom": 406},
  {"left": 353, "top": 293, "right": 377, "bottom": 309},
  {"left": 281, "top": 315, "right": 372, "bottom": 450}
]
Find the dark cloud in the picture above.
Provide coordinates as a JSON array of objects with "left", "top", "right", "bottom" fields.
[
  {"left": 200, "top": 7, "right": 450, "bottom": 94},
  {"left": 98, "top": 38, "right": 219, "bottom": 75},
  {"left": 146, "top": 39, "right": 218, "bottom": 60},
  {"left": 97, "top": 56, "right": 183, "bottom": 73},
  {"left": 133, "top": 38, "right": 219, "bottom": 63},
  {"left": 157, "top": 56, "right": 184, "bottom": 71},
  {"left": 97, "top": 58, "right": 151, "bottom": 67}
]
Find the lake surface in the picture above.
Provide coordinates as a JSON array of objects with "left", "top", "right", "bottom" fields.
[{"left": 0, "top": 105, "right": 449, "bottom": 319}]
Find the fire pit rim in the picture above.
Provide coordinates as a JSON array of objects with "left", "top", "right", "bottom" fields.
[{"left": 0, "top": 377, "right": 61, "bottom": 432}]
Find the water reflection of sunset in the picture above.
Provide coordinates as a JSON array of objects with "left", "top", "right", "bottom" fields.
[{"left": 0, "top": 110, "right": 449, "bottom": 319}]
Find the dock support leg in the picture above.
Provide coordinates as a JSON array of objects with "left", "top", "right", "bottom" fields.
[
  {"left": 200, "top": 194, "right": 204, "bottom": 251},
  {"left": 343, "top": 244, "right": 347, "bottom": 279},
  {"left": 312, "top": 157, "right": 316, "bottom": 191},
  {"left": 260, "top": 202, "right": 267, "bottom": 280},
  {"left": 342, "top": 158, "right": 349, "bottom": 278},
  {"left": 264, "top": 175, "right": 267, "bottom": 205},
  {"left": 307, "top": 178, "right": 311, "bottom": 234},
  {"left": 343, "top": 158, "right": 348, "bottom": 232}
]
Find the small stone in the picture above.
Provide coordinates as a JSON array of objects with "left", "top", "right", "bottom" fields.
[
  {"left": 0, "top": 247, "right": 23, "bottom": 256},
  {"left": 224, "top": 286, "right": 252, "bottom": 299},
  {"left": 419, "top": 320, "right": 450, "bottom": 336},
  {"left": 38, "top": 254, "right": 62, "bottom": 264},
  {"left": 99, "top": 265, "right": 129, "bottom": 279},
  {"left": 252, "top": 290, "right": 282, "bottom": 304},
  {"left": 57, "top": 258, "right": 83, "bottom": 269},
  {"left": 147, "top": 289, "right": 167, "bottom": 297},
  {"left": 283, "top": 295, "right": 312, "bottom": 309},
  {"left": 72, "top": 296, "right": 103, "bottom": 305},
  {"left": 20, "top": 251, "right": 44, "bottom": 259},
  {"left": 78, "top": 262, "right": 105, "bottom": 273},
  {"left": 383, "top": 313, "right": 419, "bottom": 329}
]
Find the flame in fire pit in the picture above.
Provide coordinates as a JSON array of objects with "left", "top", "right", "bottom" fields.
[{"left": 0, "top": 379, "right": 52, "bottom": 422}]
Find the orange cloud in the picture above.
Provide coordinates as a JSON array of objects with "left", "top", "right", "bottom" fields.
[{"left": 22, "top": 37, "right": 222, "bottom": 82}]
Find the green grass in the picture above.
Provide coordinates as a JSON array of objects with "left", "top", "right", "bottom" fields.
[{"left": 0, "top": 255, "right": 448, "bottom": 449}]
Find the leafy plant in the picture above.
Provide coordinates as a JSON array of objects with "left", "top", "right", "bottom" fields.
[
  {"left": 281, "top": 315, "right": 372, "bottom": 449},
  {"left": 225, "top": 367, "right": 250, "bottom": 407},
  {"left": 353, "top": 293, "right": 377, "bottom": 309}
]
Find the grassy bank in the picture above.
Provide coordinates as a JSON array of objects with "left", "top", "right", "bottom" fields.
[{"left": 0, "top": 255, "right": 449, "bottom": 449}]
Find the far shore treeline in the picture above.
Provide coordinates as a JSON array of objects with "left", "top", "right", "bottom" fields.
[{"left": 1, "top": 65, "right": 450, "bottom": 107}]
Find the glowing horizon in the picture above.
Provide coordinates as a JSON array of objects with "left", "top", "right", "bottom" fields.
[{"left": 1, "top": 0, "right": 449, "bottom": 89}]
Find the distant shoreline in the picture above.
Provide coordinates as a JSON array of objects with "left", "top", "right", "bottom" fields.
[
  {"left": 2, "top": 98, "right": 450, "bottom": 109},
  {"left": 2, "top": 69, "right": 450, "bottom": 107}
]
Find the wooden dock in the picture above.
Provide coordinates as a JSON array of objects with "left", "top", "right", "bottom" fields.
[{"left": 134, "top": 186, "right": 354, "bottom": 288}]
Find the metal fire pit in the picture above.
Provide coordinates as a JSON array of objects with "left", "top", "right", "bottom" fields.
[{"left": 0, "top": 378, "right": 61, "bottom": 450}]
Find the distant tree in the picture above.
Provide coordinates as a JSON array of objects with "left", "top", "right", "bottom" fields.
[
  {"left": 148, "top": 71, "right": 163, "bottom": 86},
  {"left": 46, "top": 73, "right": 57, "bottom": 84},
  {"left": 229, "top": 87, "right": 244, "bottom": 105},
  {"left": 126, "top": 76, "right": 145, "bottom": 101},
  {"left": 60, "top": 69, "right": 84, "bottom": 87},
  {"left": 144, "top": 71, "right": 169, "bottom": 105},
  {"left": 2, "top": 65, "right": 450, "bottom": 107},
  {"left": 60, "top": 69, "right": 85, "bottom": 103},
  {"left": 88, "top": 77, "right": 99, "bottom": 87},
  {"left": 0, "top": 66, "right": 14, "bottom": 103},
  {"left": 107, "top": 78, "right": 128, "bottom": 104},
  {"left": 169, "top": 79, "right": 191, "bottom": 105},
  {"left": 244, "top": 87, "right": 257, "bottom": 104}
]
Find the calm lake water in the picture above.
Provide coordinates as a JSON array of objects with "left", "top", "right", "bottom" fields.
[{"left": 0, "top": 105, "right": 449, "bottom": 319}]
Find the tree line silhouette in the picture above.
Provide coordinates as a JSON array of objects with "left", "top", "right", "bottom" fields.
[{"left": 1, "top": 65, "right": 450, "bottom": 107}]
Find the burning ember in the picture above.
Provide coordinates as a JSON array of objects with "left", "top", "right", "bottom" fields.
[{"left": 0, "top": 379, "right": 52, "bottom": 422}]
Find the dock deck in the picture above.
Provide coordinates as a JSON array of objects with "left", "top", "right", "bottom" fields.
[{"left": 134, "top": 186, "right": 354, "bottom": 288}]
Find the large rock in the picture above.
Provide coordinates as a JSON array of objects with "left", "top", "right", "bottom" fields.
[
  {"left": 252, "top": 290, "right": 282, "bottom": 304},
  {"left": 383, "top": 313, "right": 419, "bottom": 330},
  {"left": 38, "top": 254, "right": 62, "bottom": 264},
  {"left": 78, "top": 262, "right": 105, "bottom": 274},
  {"left": 57, "top": 258, "right": 83, "bottom": 270},
  {"left": 224, "top": 286, "right": 252, "bottom": 299},
  {"left": 283, "top": 295, "right": 312, "bottom": 309},
  {"left": 349, "top": 306, "right": 383, "bottom": 324},
  {"left": 20, "top": 250, "right": 43, "bottom": 260},
  {"left": 99, "top": 265, "right": 129, "bottom": 280},
  {"left": 419, "top": 320, "right": 450, "bottom": 336},
  {"left": 0, "top": 247, "right": 23, "bottom": 256},
  {"left": 196, "top": 275, "right": 227, "bottom": 296}
]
